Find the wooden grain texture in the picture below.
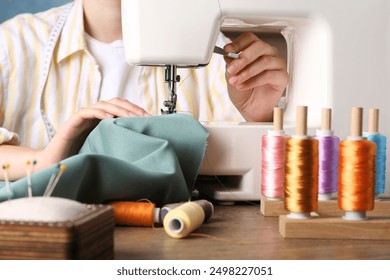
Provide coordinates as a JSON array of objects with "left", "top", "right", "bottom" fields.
[
  {"left": 279, "top": 214, "right": 390, "bottom": 240},
  {"left": 114, "top": 204, "right": 390, "bottom": 260},
  {"left": 0, "top": 204, "right": 114, "bottom": 260},
  {"left": 260, "top": 197, "right": 287, "bottom": 216}
]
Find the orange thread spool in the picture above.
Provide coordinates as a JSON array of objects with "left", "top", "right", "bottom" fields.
[
  {"left": 284, "top": 138, "right": 319, "bottom": 214},
  {"left": 109, "top": 201, "right": 155, "bottom": 227},
  {"left": 338, "top": 140, "right": 376, "bottom": 212}
]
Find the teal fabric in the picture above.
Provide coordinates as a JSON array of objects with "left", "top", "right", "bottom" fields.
[{"left": 0, "top": 114, "right": 208, "bottom": 206}]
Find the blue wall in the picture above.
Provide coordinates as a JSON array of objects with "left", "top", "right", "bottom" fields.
[{"left": 0, "top": 0, "right": 70, "bottom": 23}]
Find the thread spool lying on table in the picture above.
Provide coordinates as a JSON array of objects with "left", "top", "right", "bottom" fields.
[
  {"left": 163, "top": 201, "right": 206, "bottom": 239},
  {"left": 284, "top": 106, "right": 319, "bottom": 219},
  {"left": 338, "top": 107, "right": 376, "bottom": 220},
  {"left": 109, "top": 201, "right": 161, "bottom": 226},
  {"left": 160, "top": 199, "right": 214, "bottom": 223}
]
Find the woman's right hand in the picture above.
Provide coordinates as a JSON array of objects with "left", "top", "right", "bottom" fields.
[
  {"left": 0, "top": 98, "right": 150, "bottom": 181},
  {"left": 43, "top": 98, "right": 151, "bottom": 165}
]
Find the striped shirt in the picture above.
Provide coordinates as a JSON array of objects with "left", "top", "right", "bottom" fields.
[{"left": 0, "top": 0, "right": 242, "bottom": 149}]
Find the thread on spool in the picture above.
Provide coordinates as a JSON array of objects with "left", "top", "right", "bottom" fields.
[
  {"left": 163, "top": 201, "right": 205, "bottom": 239},
  {"left": 193, "top": 199, "right": 214, "bottom": 221},
  {"left": 284, "top": 138, "right": 319, "bottom": 213},
  {"left": 366, "top": 134, "right": 387, "bottom": 195},
  {"left": 365, "top": 108, "right": 387, "bottom": 196},
  {"left": 161, "top": 199, "right": 214, "bottom": 223},
  {"left": 316, "top": 136, "right": 339, "bottom": 196},
  {"left": 109, "top": 201, "right": 156, "bottom": 227},
  {"left": 261, "top": 134, "right": 288, "bottom": 199},
  {"left": 338, "top": 140, "right": 376, "bottom": 211}
]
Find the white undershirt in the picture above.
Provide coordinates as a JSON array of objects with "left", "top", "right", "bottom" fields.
[{"left": 85, "top": 33, "right": 143, "bottom": 105}]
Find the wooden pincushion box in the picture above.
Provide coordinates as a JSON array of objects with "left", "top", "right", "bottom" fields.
[{"left": 0, "top": 197, "right": 115, "bottom": 260}]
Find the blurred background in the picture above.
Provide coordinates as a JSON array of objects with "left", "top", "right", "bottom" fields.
[{"left": 0, "top": 0, "right": 70, "bottom": 23}]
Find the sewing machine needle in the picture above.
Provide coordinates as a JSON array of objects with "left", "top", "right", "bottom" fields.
[{"left": 213, "top": 46, "right": 239, "bottom": 59}]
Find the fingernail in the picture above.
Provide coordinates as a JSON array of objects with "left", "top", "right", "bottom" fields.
[{"left": 227, "top": 64, "right": 235, "bottom": 75}]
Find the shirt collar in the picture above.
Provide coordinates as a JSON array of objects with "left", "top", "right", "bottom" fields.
[{"left": 56, "top": 0, "right": 87, "bottom": 63}]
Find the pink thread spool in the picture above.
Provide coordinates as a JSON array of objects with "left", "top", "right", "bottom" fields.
[{"left": 261, "top": 107, "right": 289, "bottom": 200}]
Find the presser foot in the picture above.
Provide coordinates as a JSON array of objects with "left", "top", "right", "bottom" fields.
[{"left": 161, "top": 98, "right": 177, "bottom": 115}]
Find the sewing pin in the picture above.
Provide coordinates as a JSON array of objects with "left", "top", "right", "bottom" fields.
[
  {"left": 44, "top": 163, "right": 60, "bottom": 196},
  {"left": 2, "top": 163, "right": 11, "bottom": 198},
  {"left": 44, "top": 164, "right": 67, "bottom": 197}
]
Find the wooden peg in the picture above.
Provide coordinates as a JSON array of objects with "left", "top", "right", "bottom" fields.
[
  {"left": 368, "top": 108, "right": 379, "bottom": 134},
  {"left": 350, "top": 107, "right": 363, "bottom": 137},
  {"left": 273, "top": 107, "right": 284, "bottom": 131},
  {"left": 295, "top": 106, "right": 307, "bottom": 136},
  {"left": 321, "top": 108, "right": 332, "bottom": 131}
]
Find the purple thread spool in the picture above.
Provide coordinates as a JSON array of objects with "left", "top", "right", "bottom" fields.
[
  {"left": 315, "top": 108, "right": 339, "bottom": 201},
  {"left": 316, "top": 133, "right": 339, "bottom": 200}
]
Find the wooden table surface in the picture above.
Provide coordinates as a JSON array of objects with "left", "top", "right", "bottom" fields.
[{"left": 114, "top": 204, "right": 390, "bottom": 260}]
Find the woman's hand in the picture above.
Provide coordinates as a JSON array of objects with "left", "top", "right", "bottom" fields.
[
  {"left": 224, "top": 32, "right": 289, "bottom": 122},
  {"left": 0, "top": 98, "right": 150, "bottom": 180},
  {"left": 44, "top": 98, "right": 150, "bottom": 165}
]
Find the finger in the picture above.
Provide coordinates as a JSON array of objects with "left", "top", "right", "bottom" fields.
[
  {"left": 223, "top": 55, "right": 234, "bottom": 65},
  {"left": 224, "top": 32, "right": 259, "bottom": 53},
  {"left": 225, "top": 32, "right": 278, "bottom": 55},
  {"left": 228, "top": 56, "right": 286, "bottom": 87},
  {"left": 233, "top": 70, "right": 289, "bottom": 92},
  {"left": 94, "top": 99, "right": 150, "bottom": 117},
  {"left": 71, "top": 107, "right": 114, "bottom": 126},
  {"left": 106, "top": 98, "right": 151, "bottom": 116},
  {"left": 226, "top": 40, "right": 278, "bottom": 76}
]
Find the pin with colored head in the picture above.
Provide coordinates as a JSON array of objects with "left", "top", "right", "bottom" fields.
[
  {"left": 44, "top": 164, "right": 67, "bottom": 197},
  {"left": 2, "top": 163, "right": 12, "bottom": 198}
]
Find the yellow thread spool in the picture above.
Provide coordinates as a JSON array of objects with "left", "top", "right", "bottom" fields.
[{"left": 163, "top": 201, "right": 205, "bottom": 239}]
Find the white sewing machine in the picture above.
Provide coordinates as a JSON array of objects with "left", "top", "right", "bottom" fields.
[{"left": 122, "top": 0, "right": 390, "bottom": 201}]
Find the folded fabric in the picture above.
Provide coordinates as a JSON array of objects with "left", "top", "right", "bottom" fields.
[{"left": 0, "top": 114, "right": 208, "bottom": 206}]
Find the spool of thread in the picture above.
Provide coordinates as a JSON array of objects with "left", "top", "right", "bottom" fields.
[
  {"left": 338, "top": 107, "right": 376, "bottom": 220},
  {"left": 364, "top": 108, "right": 387, "bottom": 196},
  {"left": 163, "top": 201, "right": 205, "bottom": 239},
  {"left": 261, "top": 107, "right": 289, "bottom": 199},
  {"left": 284, "top": 106, "right": 319, "bottom": 219},
  {"left": 109, "top": 201, "right": 161, "bottom": 227},
  {"left": 315, "top": 108, "right": 339, "bottom": 200},
  {"left": 160, "top": 199, "right": 214, "bottom": 223}
]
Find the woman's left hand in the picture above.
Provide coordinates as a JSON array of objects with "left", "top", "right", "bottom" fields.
[{"left": 224, "top": 32, "right": 289, "bottom": 122}]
